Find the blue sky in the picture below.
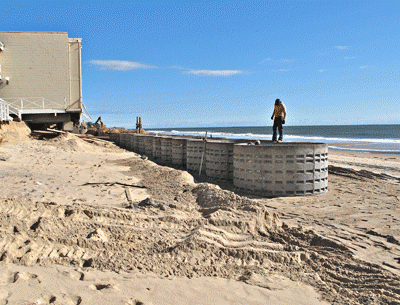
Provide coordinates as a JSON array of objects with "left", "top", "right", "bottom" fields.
[{"left": 2, "top": 0, "right": 400, "bottom": 128}]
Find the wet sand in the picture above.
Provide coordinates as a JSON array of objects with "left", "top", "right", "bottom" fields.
[{"left": 0, "top": 133, "right": 399, "bottom": 305}]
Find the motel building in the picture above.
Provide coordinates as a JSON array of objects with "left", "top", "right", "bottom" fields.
[{"left": 0, "top": 31, "right": 90, "bottom": 131}]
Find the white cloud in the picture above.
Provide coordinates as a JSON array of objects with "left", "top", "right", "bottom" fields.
[
  {"left": 360, "top": 65, "right": 368, "bottom": 69},
  {"left": 259, "top": 58, "right": 272, "bottom": 64},
  {"left": 89, "top": 60, "right": 157, "bottom": 71},
  {"left": 273, "top": 69, "right": 289, "bottom": 72},
  {"left": 169, "top": 65, "right": 187, "bottom": 70},
  {"left": 335, "top": 46, "right": 349, "bottom": 50},
  {"left": 281, "top": 59, "right": 293, "bottom": 63},
  {"left": 318, "top": 69, "right": 326, "bottom": 73},
  {"left": 344, "top": 56, "right": 356, "bottom": 59},
  {"left": 185, "top": 70, "right": 244, "bottom": 76}
]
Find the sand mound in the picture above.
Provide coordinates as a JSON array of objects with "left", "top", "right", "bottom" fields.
[
  {"left": 47, "top": 133, "right": 92, "bottom": 152},
  {"left": 0, "top": 122, "right": 31, "bottom": 143},
  {"left": 192, "top": 183, "right": 254, "bottom": 208}
]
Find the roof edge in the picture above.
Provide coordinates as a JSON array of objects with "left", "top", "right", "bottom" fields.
[{"left": 0, "top": 31, "right": 69, "bottom": 34}]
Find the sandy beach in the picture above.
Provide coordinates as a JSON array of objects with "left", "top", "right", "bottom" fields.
[{"left": 0, "top": 132, "right": 399, "bottom": 305}]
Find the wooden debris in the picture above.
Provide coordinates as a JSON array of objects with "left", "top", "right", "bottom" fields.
[{"left": 125, "top": 188, "right": 137, "bottom": 208}]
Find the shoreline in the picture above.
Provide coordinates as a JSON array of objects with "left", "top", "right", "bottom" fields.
[
  {"left": 328, "top": 142, "right": 400, "bottom": 156},
  {"left": 0, "top": 133, "right": 399, "bottom": 304}
]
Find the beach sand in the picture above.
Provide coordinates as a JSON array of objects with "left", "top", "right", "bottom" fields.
[{"left": 0, "top": 133, "right": 399, "bottom": 304}]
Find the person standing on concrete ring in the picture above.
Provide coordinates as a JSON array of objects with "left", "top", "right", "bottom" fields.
[{"left": 270, "top": 99, "right": 287, "bottom": 142}]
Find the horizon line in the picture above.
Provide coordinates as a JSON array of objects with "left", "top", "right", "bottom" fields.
[{"left": 111, "top": 123, "right": 400, "bottom": 129}]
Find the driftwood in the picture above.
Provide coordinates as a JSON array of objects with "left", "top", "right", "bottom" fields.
[
  {"left": 47, "top": 128, "right": 67, "bottom": 134},
  {"left": 82, "top": 182, "right": 147, "bottom": 188}
]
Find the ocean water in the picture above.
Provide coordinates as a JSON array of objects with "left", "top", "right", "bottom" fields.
[{"left": 147, "top": 125, "right": 400, "bottom": 155}]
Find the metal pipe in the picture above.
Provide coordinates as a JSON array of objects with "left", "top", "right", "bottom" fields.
[
  {"left": 78, "top": 40, "right": 82, "bottom": 110},
  {"left": 68, "top": 41, "right": 71, "bottom": 108},
  {"left": 199, "top": 131, "right": 208, "bottom": 175}
]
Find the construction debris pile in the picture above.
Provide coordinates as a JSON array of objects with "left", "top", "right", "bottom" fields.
[{"left": 85, "top": 116, "right": 148, "bottom": 136}]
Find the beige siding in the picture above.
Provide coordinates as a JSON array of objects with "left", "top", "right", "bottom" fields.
[{"left": 0, "top": 32, "right": 81, "bottom": 111}]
